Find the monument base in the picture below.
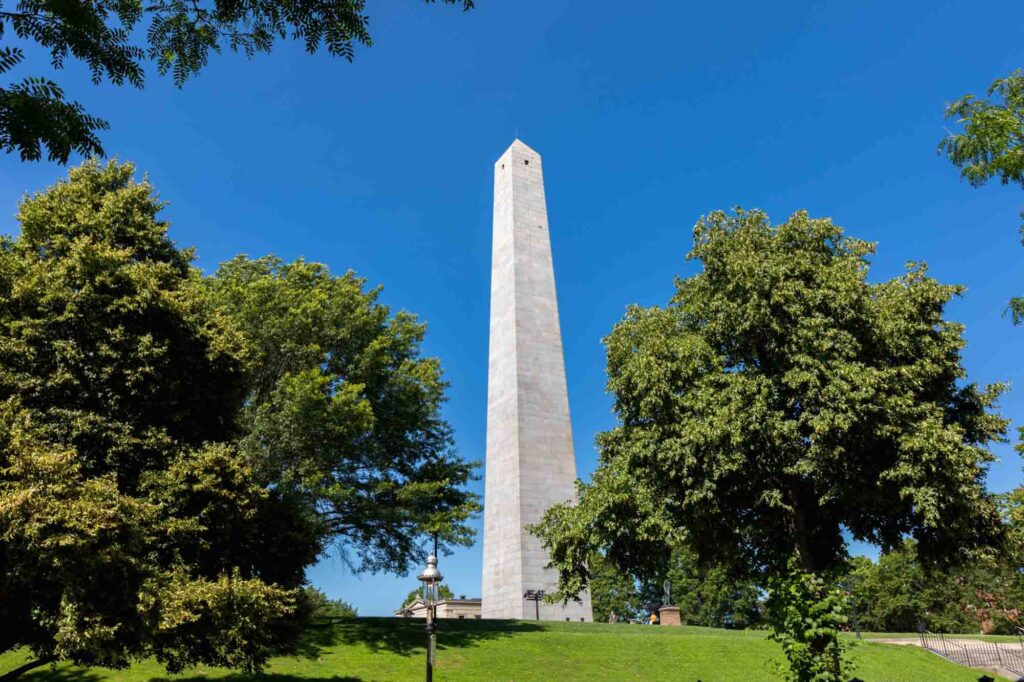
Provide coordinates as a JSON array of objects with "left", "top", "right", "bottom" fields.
[{"left": 658, "top": 606, "right": 681, "bottom": 626}]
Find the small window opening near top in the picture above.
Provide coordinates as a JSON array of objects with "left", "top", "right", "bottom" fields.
[
  {"left": 501, "top": 164, "right": 504, "bottom": 169},
  {"left": 524, "top": 159, "right": 530, "bottom": 165}
]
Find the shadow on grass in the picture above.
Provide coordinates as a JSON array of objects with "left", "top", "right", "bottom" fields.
[
  {"left": 150, "top": 676, "right": 363, "bottom": 682},
  {"left": 13, "top": 666, "right": 363, "bottom": 682},
  {"left": 9, "top": 619, "right": 543, "bottom": 681},
  {"left": 293, "top": 617, "right": 545, "bottom": 659},
  {"left": 13, "top": 668, "right": 105, "bottom": 682}
]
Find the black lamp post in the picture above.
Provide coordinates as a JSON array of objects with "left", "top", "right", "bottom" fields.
[
  {"left": 523, "top": 589, "right": 546, "bottom": 621},
  {"left": 418, "top": 554, "right": 443, "bottom": 682}
]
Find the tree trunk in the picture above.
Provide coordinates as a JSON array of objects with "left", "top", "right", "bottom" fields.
[
  {"left": 785, "top": 491, "right": 815, "bottom": 573},
  {"left": 1, "top": 658, "right": 54, "bottom": 680}
]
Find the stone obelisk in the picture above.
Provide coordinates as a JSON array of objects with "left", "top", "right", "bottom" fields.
[{"left": 481, "top": 139, "right": 592, "bottom": 621}]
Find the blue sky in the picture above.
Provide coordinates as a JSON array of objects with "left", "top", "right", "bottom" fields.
[{"left": 1, "top": 0, "right": 1023, "bottom": 616}]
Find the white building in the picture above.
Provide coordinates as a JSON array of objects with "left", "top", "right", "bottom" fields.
[{"left": 395, "top": 597, "right": 482, "bottom": 620}]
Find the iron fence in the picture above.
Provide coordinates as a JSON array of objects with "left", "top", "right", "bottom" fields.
[{"left": 918, "top": 629, "right": 1024, "bottom": 676}]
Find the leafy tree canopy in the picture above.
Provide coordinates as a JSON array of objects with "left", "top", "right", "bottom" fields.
[
  {"left": 536, "top": 206, "right": 1007, "bottom": 585},
  {"left": 533, "top": 208, "right": 1008, "bottom": 677},
  {"left": 844, "top": 524, "right": 1024, "bottom": 636},
  {"left": 300, "top": 587, "right": 358, "bottom": 619},
  {"left": 940, "top": 69, "right": 1024, "bottom": 322},
  {"left": 941, "top": 69, "right": 1024, "bottom": 191},
  {"left": 537, "top": 208, "right": 1007, "bottom": 584},
  {"left": 845, "top": 544, "right": 974, "bottom": 634},
  {"left": 0, "top": 0, "right": 474, "bottom": 163},
  {"left": 658, "top": 546, "right": 762, "bottom": 630},
  {"left": 588, "top": 547, "right": 763, "bottom": 628},
  {"left": 0, "top": 160, "right": 316, "bottom": 677},
  {"left": 0, "top": 159, "right": 478, "bottom": 678},
  {"left": 587, "top": 552, "right": 643, "bottom": 623},
  {"left": 208, "top": 256, "right": 480, "bottom": 575}
]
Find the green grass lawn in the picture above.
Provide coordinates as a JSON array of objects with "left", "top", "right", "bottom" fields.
[{"left": 0, "top": 618, "right": 1009, "bottom": 682}]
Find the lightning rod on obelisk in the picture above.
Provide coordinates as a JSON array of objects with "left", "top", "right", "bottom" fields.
[{"left": 481, "top": 139, "right": 593, "bottom": 621}]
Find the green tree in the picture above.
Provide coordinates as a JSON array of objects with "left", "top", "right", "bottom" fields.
[
  {"left": 845, "top": 544, "right": 975, "bottom": 634},
  {"left": 534, "top": 209, "right": 1008, "bottom": 679},
  {"left": 844, "top": 535, "right": 1024, "bottom": 635},
  {"left": 662, "top": 546, "right": 762, "bottom": 629},
  {"left": 1002, "top": 486, "right": 1024, "bottom": 563},
  {"left": 0, "top": 160, "right": 315, "bottom": 677},
  {"left": 299, "top": 587, "right": 358, "bottom": 619},
  {"left": 402, "top": 583, "right": 454, "bottom": 608},
  {"left": 968, "top": 488, "right": 1024, "bottom": 633},
  {"left": 587, "top": 553, "right": 642, "bottom": 623},
  {"left": 207, "top": 256, "right": 479, "bottom": 576},
  {"left": 0, "top": 0, "right": 474, "bottom": 163},
  {"left": 586, "top": 545, "right": 762, "bottom": 627},
  {"left": 766, "top": 561, "right": 851, "bottom": 682},
  {"left": 940, "top": 69, "right": 1024, "bottom": 322}
]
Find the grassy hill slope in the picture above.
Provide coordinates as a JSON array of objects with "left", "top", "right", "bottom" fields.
[{"left": 0, "top": 618, "right": 1007, "bottom": 681}]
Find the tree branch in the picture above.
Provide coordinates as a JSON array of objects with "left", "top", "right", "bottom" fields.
[{"left": 0, "top": 11, "right": 57, "bottom": 23}]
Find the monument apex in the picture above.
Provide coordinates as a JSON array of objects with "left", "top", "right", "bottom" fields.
[{"left": 481, "top": 139, "right": 593, "bottom": 621}]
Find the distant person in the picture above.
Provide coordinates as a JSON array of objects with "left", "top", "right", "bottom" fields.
[
  {"left": 649, "top": 612, "right": 659, "bottom": 625},
  {"left": 608, "top": 610, "right": 618, "bottom": 623}
]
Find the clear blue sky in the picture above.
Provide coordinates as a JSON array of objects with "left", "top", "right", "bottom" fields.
[{"left": 1, "top": 0, "right": 1022, "bottom": 616}]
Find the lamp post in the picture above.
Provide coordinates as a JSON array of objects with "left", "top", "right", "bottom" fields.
[
  {"left": 523, "top": 589, "right": 546, "bottom": 621},
  {"left": 418, "top": 554, "right": 443, "bottom": 682}
]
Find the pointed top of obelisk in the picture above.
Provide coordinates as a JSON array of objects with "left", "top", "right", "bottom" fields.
[
  {"left": 497, "top": 138, "right": 541, "bottom": 165},
  {"left": 509, "top": 137, "right": 537, "bottom": 153}
]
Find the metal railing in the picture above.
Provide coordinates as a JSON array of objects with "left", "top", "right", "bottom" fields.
[{"left": 918, "top": 629, "right": 1024, "bottom": 676}]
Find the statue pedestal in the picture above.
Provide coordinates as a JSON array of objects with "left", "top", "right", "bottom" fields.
[{"left": 658, "top": 606, "right": 681, "bottom": 626}]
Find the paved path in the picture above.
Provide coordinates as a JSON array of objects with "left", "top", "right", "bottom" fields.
[{"left": 866, "top": 636, "right": 1024, "bottom": 680}]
